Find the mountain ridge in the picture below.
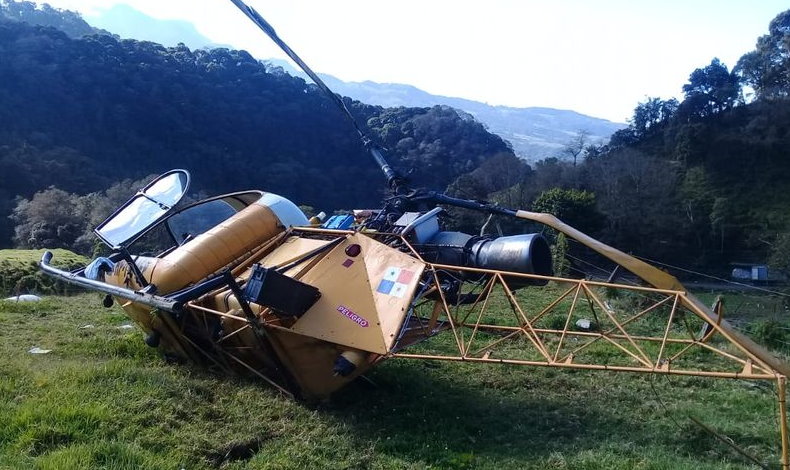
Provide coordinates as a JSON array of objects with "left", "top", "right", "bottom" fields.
[
  {"left": 88, "top": 4, "right": 226, "bottom": 51},
  {"left": 266, "top": 60, "right": 626, "bottom": 162}
]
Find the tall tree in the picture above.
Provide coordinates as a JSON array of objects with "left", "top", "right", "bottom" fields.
[
  {"left": 680, "top": 58, "right": 741, "bottom": 118},
  {"left": 735, "top": 9, "right": 790, "bottom": 99},
  {"left": 584, "top": 149, "right": 682, "bottom": 259},
  {"left": 562, "top": 130, "right": 590, "bottom": 166},
  {"left": 532, "top": 187, "right": 602, "bottom": 235},
  {"left": 631, "top": 97, "right": 678, "bottom": 137}
]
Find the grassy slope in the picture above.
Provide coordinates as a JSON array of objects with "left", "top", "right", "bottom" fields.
[
  {"left": 0, "top": 289, "right": 784, "bottom": 470},
  {"left": 0, "top": 249, "right": 89, "bottom": 297}
]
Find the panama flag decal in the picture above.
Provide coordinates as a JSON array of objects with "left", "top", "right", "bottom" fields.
[{"left": 376, "top": 266, "right": 414, "bottom": 298}]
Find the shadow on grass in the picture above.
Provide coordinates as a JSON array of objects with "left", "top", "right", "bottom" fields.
[
  {"left": 321, "top": 360, "right": 636, "bottom": 466},
  {"left": 314, "top": 360, "right": 773, "bottom": 469}
]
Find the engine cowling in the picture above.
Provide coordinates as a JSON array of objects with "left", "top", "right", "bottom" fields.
[{"left": 418, "top": 231, "right": 553, "bottom": 288}]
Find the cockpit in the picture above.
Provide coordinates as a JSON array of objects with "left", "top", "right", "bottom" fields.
[{"left": 87, "top": 169, "right": 307, "bottom": 295}]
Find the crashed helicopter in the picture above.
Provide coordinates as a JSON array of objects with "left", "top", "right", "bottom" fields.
[{"left": 39, "top": 1, "right": 790, "bottom": 467}]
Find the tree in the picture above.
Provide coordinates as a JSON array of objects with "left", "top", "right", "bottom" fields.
[
  {"left": 11, "top": 187, "right": 81, "bottom": 249},
  {"left": 532, "top": 188, "right": 603, "bottom": 276},
  {"left": 529, "top": 157, "right": 577, "bottom": 194},
  {"left": 734, "top": 9, "right": 790, "bottom": 99},
  {"left": 446, "top": 153, "right": 532, "bottom": 234},
  {"left": 532, "top": 187, "right": 602, "bottom": 235},
  {"left": 769, "top": 233, "right": 790, "bottom": 276},
  {"left": 678, "top": 167, "right": 715, "bottom": 252},
  {"left": 584, "top": 144, "right": 605, "bottom": 160},
  {"left": 9, "top": 174, "right": 157, "bottom": 254},
  {"left": 607, "top": 127, "right": 638, "bottom": 149},
  {"left": 467, "top": 152, "right": 532, "bottom": 195},
  {"left": 680, "top": 58, "right": 741, "bottom": 118},
  {"left": 631, "top": 97, "right": 678, "bottom": 137},
  {"left": 583, "top": 149, "right": 682, "bottom": 259},
  {"left": 709, "top": 197, "right": 732, "bottom": 254},
  {"left": 562, "top": 130, "right": 590, "bottom": 166}
]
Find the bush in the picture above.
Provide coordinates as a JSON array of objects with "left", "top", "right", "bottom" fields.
[{"left": 749, "top": 319, "right": 790, "bottom": 353}]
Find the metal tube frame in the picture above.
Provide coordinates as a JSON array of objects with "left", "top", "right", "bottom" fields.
[{"left": 386, "top": 258, "right": 788, "bottom": 468}]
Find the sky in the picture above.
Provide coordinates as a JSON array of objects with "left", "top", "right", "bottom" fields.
[{"left": 33, "top": 0, "right": 789, "bottom": 122}]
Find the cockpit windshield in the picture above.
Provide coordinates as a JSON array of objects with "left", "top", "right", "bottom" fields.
[
  {"left": 127, "top": 191, "right": 262, "bottom": 256},
  {"left": 166, "top": 199, "right": 238, "bottom": 246},
  {"left": 95, "top": 170, "right": 190, "bottom": 249}
]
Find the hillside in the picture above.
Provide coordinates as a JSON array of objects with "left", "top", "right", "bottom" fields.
[
  {"left": 600, "top": 98, "right": 790, "bottom": 265},
  {"left": 0, "top": 14, "right": 514, "bottom": 248},
  {"left": 36, "top": 1, "right": 623, "bottom": 163}
]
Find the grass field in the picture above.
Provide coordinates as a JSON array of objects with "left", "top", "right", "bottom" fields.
[{"left": 0, "top": 285, "right": 787, "bottom": 469}]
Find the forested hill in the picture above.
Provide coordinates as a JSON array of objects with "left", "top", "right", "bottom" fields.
[
  {"left": 0, "top": 0, "right": 109, "bottom": 38},
  {"left": 0, "top": 16, "right": 513, "bottom": 247},
  {"left": 577, "top": 97, "right": 790, "bottom": 268}
]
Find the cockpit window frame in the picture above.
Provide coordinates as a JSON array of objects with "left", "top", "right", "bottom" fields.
[
  {"left": 162, "top": 191, "right": 263, "bottom": 247},
  {"left": 94, "top": 169, "right": 191, "bottom": 250},
  {"left": 122, "top": 190, "right": 263, "bottom": 257}
]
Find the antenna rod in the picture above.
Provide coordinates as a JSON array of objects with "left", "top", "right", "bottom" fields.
[{"left": 227, "top": 0, "right": 405, "bottom": 192}]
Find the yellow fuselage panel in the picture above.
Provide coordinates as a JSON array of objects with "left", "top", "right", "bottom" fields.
[{"left": 291, "top": 234, "right": 425, "bottom": 354}]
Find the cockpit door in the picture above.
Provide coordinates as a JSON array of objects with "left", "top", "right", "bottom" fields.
[{"left": 94, "top": 169, "right": 190, "bottom": 249}]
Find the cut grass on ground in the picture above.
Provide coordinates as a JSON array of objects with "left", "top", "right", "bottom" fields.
[{"left": 0, "top": 290, "right": 787, "bottom": 469}]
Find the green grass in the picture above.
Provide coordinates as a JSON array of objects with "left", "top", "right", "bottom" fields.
[
  {"left": 694, "top": 290, "right": 790, "bottom": 354},
  {"left": 0, "top": 289, "right": 786, "bottom": 469},
  {"left": 0, "top": 249, "right": 89, "bottom": 297},
  {"left": 694, "top": 291, "right": 788, "bottom": 322}
]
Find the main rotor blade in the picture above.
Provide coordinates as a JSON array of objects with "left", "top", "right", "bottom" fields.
[
  {"left": 228, "top": 0, "right": 362, "bottom": 137},
  {"left": 227, "top": 0, "right": 404, "bottom": 191}
]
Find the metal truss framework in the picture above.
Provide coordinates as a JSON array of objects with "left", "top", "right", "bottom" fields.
[{"left": 391, "top": 262, "right": 790, "bottom": 469}]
